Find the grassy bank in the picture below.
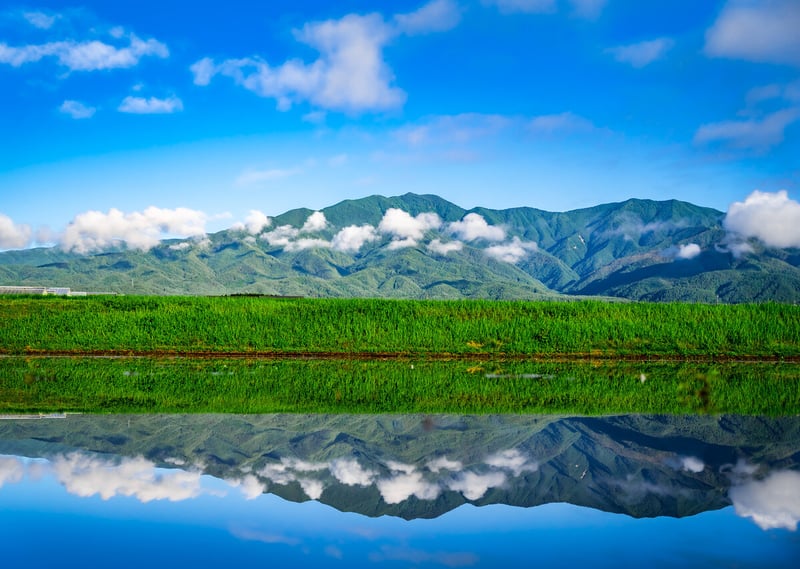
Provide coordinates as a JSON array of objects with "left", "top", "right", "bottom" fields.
[
  {"left": 1, "top": 296, "right": 799, "bottom": 358},
  {"left": 1, "top": 357, "right": 798, "bottom": 415}
]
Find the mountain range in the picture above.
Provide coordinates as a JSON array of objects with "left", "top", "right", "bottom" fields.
[{"left": 2, "top": 193, "right": 799, "bottom": 302}]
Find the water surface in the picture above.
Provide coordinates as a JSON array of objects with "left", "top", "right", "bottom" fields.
[{"left": 1, "top": 414, "right": 798, "bottom": 567}]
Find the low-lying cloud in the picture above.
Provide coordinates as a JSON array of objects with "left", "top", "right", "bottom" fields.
[
  {"left": 448, "top": 213, "right": 505, "bottom": 242},
  {"left": 0, "top": 213, "right": 32, "bottom": 249},
  {"left": 61, "top": 206, "right": 208, "bottom": 253},
  {"left": 724, "top": 190, "right": 800, "bottom": 249},
  {"left": 729, "top": 469, "right": 800, "bottom": 531},
  {"left": 485, "top": 237, "right": 537, "bottom": 263},
  {"left": 378, "top": 208, "right": 442, "bottom": 248}
]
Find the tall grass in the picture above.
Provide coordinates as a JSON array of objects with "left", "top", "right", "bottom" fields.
[
  {"left": 1, "top": 296, "right": 799, "bottom": 357},
  {"left": 0, "top": 357, "right": 797, "bottom": 415}
]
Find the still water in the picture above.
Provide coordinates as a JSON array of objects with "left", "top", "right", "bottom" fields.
[{"left": 1, "top": 414, "right": 798, "bottom": 567}]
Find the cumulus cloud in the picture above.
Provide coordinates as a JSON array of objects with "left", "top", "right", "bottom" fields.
[
  {"left": 448, "top": 213, "right": 505, "bottom": 241},
  {"left": 705, "top": 0, "right": 800, "bottom": 67},
  {"left": 262, "top": 225, "right": 300, "bottom": 248},
  {"left": 675, "top": 243, "right": 702, "bottom": 260},
  {"left": 232, "top": 210, "right": 271, "bottom": 234},
  {"left": 485, "top": 449, "right": 538, "bottom": 476},
  {"left": 377, "top": 471, "right": 440, "bottom": 504},
  {"left": 485, "top": 237, "right": 537, "bottom": 263},
  {"left": 284, "top": 237, "right": 332, "bottom": 252},
  {"left": 730, "top": 469, "right": 800, "bottom": 530},
  {"left": 679, "top": 456, "right": 705, "bottom": 473},
  {"left": 528, "top": 111, "right": 595, "bottom": 134},
  {"left": 0, "top": 33, "right": 168, "bottom": 71},
  {"left": 228, "top": 474, "right": 266, "bottom": 500},
  {"left": 191, "top": 12, "right": 404, "bottom": 113},
  {"left": 606, "top": 38, "right": 674, "bottom": 68},
  {"left": 59, "top": 99, "right": 96, "bottom": 119},
  {"left": 427, "top": 456, "right": 463, "bottom": 473},
  {"left": 693, "top": 108, "right": 800, "bottom": 151},
  {"left": 0, "top": 213, "right": 33, "bottom": 249},
  {"left": 447, "top": 471, "right": 507, "bottom": 500},
  {"left": 301, "top": 211, "right": 328, "bottom": 232},
  {"left": 332, "top": 224, "right": 379, "bottom": 252},
  {"left": 60, "top": 206, "right": 208, "bottom": 254},
  {"left": 394, "top": 0, "right": 461, "bottom": 35},
  {"left": 118, "top": 95, "right": 183, "bottom": 114},
  {"left": 329, "top": 458, "right": 377, "bottom": 487},
  {"left": 0, "top": 456, "right": 25, "bottom": 488},
  {"left": 378, "top": 208, "right": 441, "bottom": 248},
  {"left": 723, "top": 190, "right": 800, "bottom": 249},
  {"left": 299, "top": 478, "right": 325, "bottom": 500},
  {"left": 427, "top": 238, "right": 464, "bottom": 255},
  {"left": 51, "top": 453, "right": 204, "bottom": 502}
]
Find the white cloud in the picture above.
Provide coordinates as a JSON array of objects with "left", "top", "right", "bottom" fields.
[
  {"left": 23, "top": 11, "right": 56, "bottom": 30},
  {"left": 606, "top": 38, "right": 674, "bottom": 68},
  {"left": 60, "top": 206, "right": 208, "bottom": 254},
  {"left": 332, "top": 224, "right": 379, "bottom": 252},
  {"left": 705, "top": 0, "right": 800, "bottom": 67},
  {"left": 448, "top": 213, "right": 506, "bottom": 241},
  {"left": 485, "top": 237, "right": 537, "bottom": 263},
  {"left": 378, "top": 208, "right": 441, "bottom": 248},
  {"left": 447, "top": 471, "right": 507, "bottom": 500},
  {"left": 51, "top": 453, "right": 204, "bottom": 503},
  {"left": 59, "top": 99, "right": 96, "bottom": 119},
  {"left": 679, "top": 456, "right": 705, "bottom": 473},
  {"left": 299, "top": 478, "right": 325, "bottom": 500},
  {"left": 693, "top": 108, "right": 800, "bottom": 151},
  {"left": 191, "top": 12, "right": 405, "bottom": 113},
  {"left": 301, "top": 211, "right": 328, "bottom": 232},
  {"left": 377, "top": 471, "right": 440, "bottom": 504},
  {"left": 284, "top": 237, "right": 332, "bottom": 252},
  {"left": 0, "top": 33, "right": 168, "bottom": 71},
  {"left": 262, "top": 225, "right": 300, "bottom": 247},
  {"left": 0, "top": 456, "right": 25, "bottom": 488},
  {"left": 724, "top": 190, "right": 800, "bottom": 249},
  {"left": 228, "top": 474, "right": 266, "bottom": 500},
  {"left": 394, "top": 0, "right": 462, "bottom": 35},
  {"left": 568, "top": 0, "right": 607, "bottom": 20},
  {"left": 485, "top": 449, "right": 538, "bottom": 476},
  {"left": 528, "top": 111, "right": 595, "bottom": 134},
  {"left": 232, "top": 210, "right": 271, "bottom": 234},
  {"left": 676, "top": 243, "right": 702, "bottom": 260},
  {"left": 235, "top": 168, "right": 300, "bottom": 187},
  {"left": 486, "top": 0, "right": 557, "bottom": 14},
  {"left": 118, "top": 95, "right": 183, "bottom": 114},
  {"left": 395, "top": 113, "right": 511, "bottom": 146},
  {"left": 0, "top": 213, "right": 33, "bottom": 249},
  {"left": 730, "top": 469, "right": 800, "bottom": 530},
  {"left": 329, "top": 458, "right": 377, "bottom": 487},
  {"left": 169, "top": 241, "right": 192, "bottom": 251},
  {"left": 426, "top": 456, "right": 463, "bottom": 473},
  {"left": 328, "top": 153, "right": 348, "bottom": 167},
  {"left": 427, "top": 238, "right": 464, "bottom": 255}
]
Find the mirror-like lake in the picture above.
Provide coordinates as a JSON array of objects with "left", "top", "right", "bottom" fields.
[{"left": 1, "top": 414, "right": 798, "bottom": 567}]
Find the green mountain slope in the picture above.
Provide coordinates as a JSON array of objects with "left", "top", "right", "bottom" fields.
[{"left": 1, "top": 193, "right": 798, "bottom": 302}]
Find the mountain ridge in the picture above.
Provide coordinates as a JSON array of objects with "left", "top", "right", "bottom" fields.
[{"left": 1, "top": 193, "right": 798, "bottom": 302}]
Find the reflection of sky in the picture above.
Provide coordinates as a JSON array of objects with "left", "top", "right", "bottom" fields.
[{"left": 1, "top": 454, "right": 798, "bottom": 568}]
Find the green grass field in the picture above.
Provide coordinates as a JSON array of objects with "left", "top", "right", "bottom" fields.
[
  {"left": 1, "top": 295, "right": 799, "bottom": 358},
  {"left": 1, "top": 357, "right": 798, "bottom": 415}
]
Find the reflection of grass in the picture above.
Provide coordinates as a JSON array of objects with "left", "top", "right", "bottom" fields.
[
  {"left": 1, "top": 358, "right": 797, "bottom": 415},
  {"left": 1, "top": 296, "right": 799, "bottom": 358}
]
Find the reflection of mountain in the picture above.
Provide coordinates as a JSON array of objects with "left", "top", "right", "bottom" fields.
[{"left": 1, "top": 414, "right": 798, "bottom": 521}]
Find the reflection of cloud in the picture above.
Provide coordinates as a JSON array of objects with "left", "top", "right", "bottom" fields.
[
  {"left": 485, "top": 449, "right": 538, "bottom": 476},
  {"left": 447, "top": 471, "right": 506, "bottom": 500},
  {"left": 228, "top": 473, "right": 266, "bottom": 500},
  {"left": 299, "top": 478, "right": 324, "bottom": 500},
  {"left": 330, "top": 458, "right": 377, "bottom": 487},
  {"left": 0, "top": 455, "right": 25, "bottom": 488},
  {"left": 679, "top": 456, "right": 705, "bottom": 473},
  {"left": 230, "top": 526, "right": 302, "bottom": 546},
  {"left": 369, "top": 545, "right": 478, "bottom": 567},
  {"left": 377, "top": 471, "right": 440, "bottom": 504},
  {"left": 730, "top": 470, "right": 800, "bottom": 531},
  {"left": 51, "top": 453, "right": 204, "bottom": 502},
  {"left": 427, "top": 456, "right": 463, "bottom": 473}
]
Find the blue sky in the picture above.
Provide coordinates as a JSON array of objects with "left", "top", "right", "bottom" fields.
[{"left": 1, "top": 0, "right": 799, "bottom": 250}]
